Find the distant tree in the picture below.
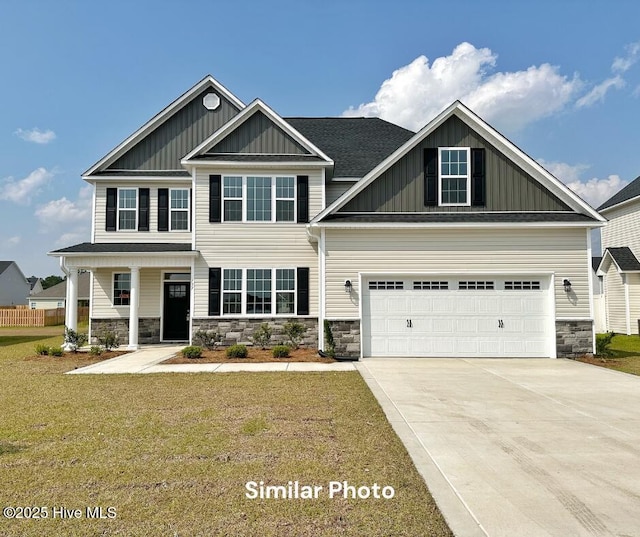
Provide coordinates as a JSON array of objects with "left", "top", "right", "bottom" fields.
[{"left": 41, "top": 275, "right": 65, "bottom": 289}]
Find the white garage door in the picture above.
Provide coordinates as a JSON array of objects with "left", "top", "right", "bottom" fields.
[{"left": 362, "top": 276, "right": 552, "bottom": 358}]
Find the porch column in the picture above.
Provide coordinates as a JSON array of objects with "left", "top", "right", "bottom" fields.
[
  {"left": 66, "top": 269, "right": 78, "bottom": 332},
  {"left": 128, "top": 267, "right": 140, "bottom": 350}
]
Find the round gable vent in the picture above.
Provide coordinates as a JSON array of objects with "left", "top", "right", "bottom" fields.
[{"left": 203, "top": 92, "right": 221, "bottom": 110}]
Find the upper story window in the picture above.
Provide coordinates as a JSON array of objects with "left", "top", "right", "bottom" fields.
[
  {"left": 170, "top": 189, "right": 189, "bottom": 231},
  {"left": 118, "top": 188, "right": 137, "bottom": 230},
  {"left": 222, "top": 176, "right": 296, "bottom": 223},
  {"left": 439, "top": 148, "right": 470, "bottom": 206}
]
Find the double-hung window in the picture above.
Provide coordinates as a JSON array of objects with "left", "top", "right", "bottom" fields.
[
  {"left": 222, "top": 176, "right": 296, "bottom": 222},
  {"left": 222, "top": 269, "right": 296, "bottom": 315},
  {"left": 118, "top": 189, "right": 137, "bottom": 230},
  {"left": 113, "top": 273, "right": 131, "bottom": 306},
  {"left": 170, "top": 189, "right": 189, "bottom": 231},
  {"left": 439, "top": 148, "right": 470, "bottom": 206},
  {"left": 222, "top": 269, "right": 242, "bottom": 314}
]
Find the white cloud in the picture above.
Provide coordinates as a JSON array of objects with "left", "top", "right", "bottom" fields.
[
  {"left": 342, "top": 42, "right": 581, "bottom": 131},
  {"left": 2, "top": 236, "right": 21, "bottom": 247},
  {"left": 612, "top": 42, "right": 640, "bottom": 73},
  {"left": 576, "top": 76, "right": 625, "bottom": 108},
  {"left": 0, "top": 167, "right": 54, "bottom": 205},
  {"left": 14, "top": 127, "right": 56, "bottom": 144},
  {"left": 55, "top": 231, "right": 89, "bottom": 247},
  {"left": 537, "top": 159, "right": 590, "bottom": 184},
  {"left": 35, "top": 186, "right": 92, "bottom": 247},
  {"left": 566, "top": 175, "right": 628, "bottom": 208}
]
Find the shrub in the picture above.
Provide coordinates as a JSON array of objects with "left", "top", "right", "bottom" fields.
[
  {"left": 89, "top": 346, "right": 103, "bottom": 356},
  {"left": 252, "top": 323, "right": 272, "bottom": 349},
  {"left": 97, "top": 330, "right": 120, "bottom": 351},
  {"left": 35, "top": 344, "right": 49, "bottom": 356},
  {"left": 596, "top": 332, "right": 615, "bottom": 360},
  {"left": 64, "top": 326, "right": 88, "bottom": 353},
  {"left": 283, "top": 321, "right": 307, "bottom": 349},
  {"left": 272, "top": 345, "right": 290, "bottom": 358},
  {"left": 226, "top": 344, "right": 248, "bottom": 358},
  {"left": 48, "top": 347, "right": 63, "bottom": 357},
  {"left": 323, "top": 319, "right": 336, "bottom": 358},
  {"left": 181, "top": 345, "right": 203, "bottom": 359},
  {"left": 192, "top": 329, "right": 221, "bottom": 350}
]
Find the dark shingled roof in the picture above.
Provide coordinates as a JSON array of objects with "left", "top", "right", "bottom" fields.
[
  {"left": 285, "top": 117, "right": 414, "bottom": 178},
  {"left": 92, "top": 170, "right": 191, "bottom": 177},
  {"left": 321, "top": 213, "right": 598, "bottom": 224},
  {"left": 598, "top": 175, "right": 640, "bottom": 211},
  {"left": 51, "top": 243, "right": 194, "bottom": 254},
  {"left": 198, "top": 154, "right": 325, "bottom": 162},
  {"left": 592, "top": 256, "right": 603, "bottom": 272},
  {"left": 606, "top": 247, "right": 640, "bottom": 271},
  {"left": 31, "top": 273, "right": 90, "bottom": 300},
  {"left": 0, "top": 261, "right": 13, "bottom": 275}
]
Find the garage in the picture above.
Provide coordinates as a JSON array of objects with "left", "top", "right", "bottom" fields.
[{"left": 361, "top": 275, "right": 553, "bottom": 358}]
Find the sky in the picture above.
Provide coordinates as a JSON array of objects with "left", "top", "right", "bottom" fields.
[{"left": 1, "top": 0, "right": 640, "bottom": 277}]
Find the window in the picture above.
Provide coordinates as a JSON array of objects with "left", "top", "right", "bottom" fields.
[
  {"left": 57, "top": 301, "right": 64, "bottom": 308},
  {"left": 118, "top": 189, "right": 137, "bottom": 230},
  {"left": 368, "top": 281, "right": 404, "bottom": 290},
  {"left": 222, "top": 176, "right": 296, "bottom": 222},
  {"left": 113, "top": 273, "right": 131, "bottom": 306},
  {"left": 458, "top": 280, "right": 494, "bottom": 290},
  {"left": 30, "top": 303, "right": 36, "bottom": 309},
  {"left": 170, "top": 189, "right": 189, "bottom": 231},
  {"left": 505, "top": 281, "right": 541, "bottom": 290},
  {"left": 221, "top": 268, "right": 298, "bottom": 315},
  {"left": 439, "top": 148, "right": 470, "bottom": 206},
  {"left": 413, "top": 281, "right": 449, "bottom": 290}
]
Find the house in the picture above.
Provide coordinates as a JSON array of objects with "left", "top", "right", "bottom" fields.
[
  {"left": 27, "top": 277, "right": 44, "bottom": 296},
  {"left": 28, "top": 272, "right": 90, "bottom": 310},
  {"left": 0, "top": 261, "right": 29, "bottom": 306},
  {"left": 49, "top": 75, "right": 605, "bottom": 357},
  {"left": 597, "top": 177, "right": 640, "bottom": 334},
  {"left": 591, "top": 256, "right": 606, "bottom": 332}
]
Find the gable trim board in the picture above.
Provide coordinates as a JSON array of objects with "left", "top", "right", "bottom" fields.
[
  {"left": 313, "top": 101, "right": 604, "bottom": 224},
  {"left": 84, "top": 75, "right": 245, "bottom": 177}
]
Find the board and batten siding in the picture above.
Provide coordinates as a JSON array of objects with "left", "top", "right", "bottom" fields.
[
  {"left": 91, "top": 269, "right": 162, "bottom": 319},
  {"left": 192, "top": 168, "right": 322, "bottom": 318},
  {"left": 601, "top": 200, "right": 640, "bottom": 255},
  {"left": 324, "top": 228, "right": 590, "bottom": 319},
  {"left": 93, "top": 181, "right": 192, "bottom": 243},
  {"left": 341, "top": 115, "right": 572, "bottom": 213},
  {"left": 326, "top": 181, "right": 356, "bottom": 206}
]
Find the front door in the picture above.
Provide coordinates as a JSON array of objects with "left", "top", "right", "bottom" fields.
[{"left": 163, "top": 282, "right": 189, "bottom": 341}]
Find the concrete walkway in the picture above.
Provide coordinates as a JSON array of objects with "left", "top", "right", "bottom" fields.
[
  {"left": 67, "top": 345, "right": 356, "bottom": 374},
  {"left": 357, "top": 358, "right": 640, "bottom": 537}
]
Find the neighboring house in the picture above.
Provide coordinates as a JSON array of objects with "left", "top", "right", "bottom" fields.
[
  {"left": 597, "top": 178, "right": 640, "bottom": 334},
  {"left": 0, "top": 261, "right": 29, "bottom": 306},
  {"left": 28, "top": 272, "right": 90, "bottom": 310},
  {"left": 27, "top": 277, "right": 44, "bottom": 296},
  {"left": 591, "top": 256, "right": 606, "bottom": 332},
  {"left": 49, "top": 75, "right": 605, "bottom": 357}
]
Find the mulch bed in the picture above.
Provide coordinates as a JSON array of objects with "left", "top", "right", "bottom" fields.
[{"left": 163, "top": 347, "right": 336, "bottom": 364}]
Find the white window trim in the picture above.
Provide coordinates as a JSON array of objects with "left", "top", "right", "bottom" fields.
[
  {"left": 221, "top": 268, "right": 297, "bottom": 316},
  {"left": 117, "top": 187, "right": 138, "bottom": 231},
  {"left": 112, "top": 271, "right": 131, "bottom": 308},
  {"left": 438, "top": 147, "right": 471, "bottom": 207},
  {"left": 169, "top": 188, "right": 190, "bottom": 232},
  {"left": 221, "top": 175, "right": 297, "bottom": 223}
]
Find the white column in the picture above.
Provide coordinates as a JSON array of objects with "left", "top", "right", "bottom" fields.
[
  {"left": 67, "top": 269, "right": 78, "bottom": 332},
  {"left": 128, "top": 267, "right": 140, "bottom": 350}
]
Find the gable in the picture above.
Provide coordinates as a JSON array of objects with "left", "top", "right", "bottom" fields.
[
  {"left": 105, "top": 88, "right": 242, "bottom": 171},
  {"left": 340, "top": 116, "right": 571, "bottom": 213},
  {"left": 207, "top": 110, "right": 310, "bottom": 155}
]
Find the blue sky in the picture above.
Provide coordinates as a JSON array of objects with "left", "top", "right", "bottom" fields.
[{"left": 1, "top": 0, "right": 640, "bottom": 277}]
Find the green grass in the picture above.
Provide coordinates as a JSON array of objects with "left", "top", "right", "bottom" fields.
[
  {"left": 0, "top": 329, "right": 452, "bottom": 536},
  {"left": 582, "top": 333, "right": 640, "bottom": 375}
]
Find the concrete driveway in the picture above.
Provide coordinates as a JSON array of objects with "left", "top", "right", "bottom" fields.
[{"left": 357, "top": 358, "right": 640, "bottom": 537}]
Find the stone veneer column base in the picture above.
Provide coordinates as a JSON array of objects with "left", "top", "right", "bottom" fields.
[
  {"left": 556, "top": 320, "right": 593, "bottom": 358},
  {"left": 192, "top": 317, "right": 318, "bottom": 348},
  {"left": 325, "top": 320, "right": 360, "bottom": 359},
  {"left": 90, "top": 318, "right": 161, "bottom": 345}
]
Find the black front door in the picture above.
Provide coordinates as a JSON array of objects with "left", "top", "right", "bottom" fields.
[{"left": 163, "top": 282, "right": 189, "bottom": 340}]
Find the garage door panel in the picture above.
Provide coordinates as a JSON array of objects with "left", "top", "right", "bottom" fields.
[
  {"left": 456, "top": 318, "right": 477, "bottom": 333},
  {"left": 477, "top": 298, "right": 500, "bottom": 314},
  {"left": 410, "top": 297, "right": 432, "bottom": 314},
  {"left": 455, "top": 297, "right": 477, "bottom": 314},
  {"left": 432, "top": 298, "right": 455, "bottom": 313},
  {"left": 432, "top": 319, "right": 454, "bottom": 333}
]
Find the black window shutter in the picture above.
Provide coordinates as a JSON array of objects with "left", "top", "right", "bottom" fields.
[
  {"left": 424, "top": 148, "right": 438, "bottom": 206},
  {"left": 189, "top": 188, "right": 193, "bottom": 231},
  {"left": 158, "top": 188, "right": 169, "bottom": 231},
  {"left": 471, "top": 148, "right": 486, "bottom": 206},
  {"left": 209, "top": 175, "right": 221, "bottom": 223},
  {"left": 297, "top": 267, "right": 309, "bottom": 315},
  {"left": 138, "top": 188, "right": 150, "bottom": 231},
  {"left": 106, "top": 188, "right": 117, "bottom": 231},
  {"left": 296, "top": 175, "right": 309, "bottom": 223},
  {"left": 208, "top": 267, "right": 221, "bottom": 316}
]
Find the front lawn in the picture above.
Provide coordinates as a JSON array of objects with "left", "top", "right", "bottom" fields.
[
  {"left": 579, "top": 333, "right": 640, "bottom": 375},
  {"left": 0, "top": 330, "right": 452, "bottom": 536}
]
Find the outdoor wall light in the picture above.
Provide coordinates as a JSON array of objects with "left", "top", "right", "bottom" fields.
[
  {"left": 563, "top": 279, "right": 572, "bottom": 293},
  {"left": 344, "top": 280, "right": 352, "bottom": 293}
]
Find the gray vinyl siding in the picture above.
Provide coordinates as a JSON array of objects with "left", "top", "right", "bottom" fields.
[
  {"left": 326, "top": 181, "right": 356, "bottom": 205},
  {"left": 604, "top": 263, "right": 628, "bottom": 333},
  {"left": 94, "top": 181, "right": 192, "bottom": 243},
  {"left": 341, "top": 115, "right": 572, "bottom": 213},
  {"left": 0, "top": 263, "right": 29, "bottom": 306},
  {"left": 106, "top": 89, "right": 241, "bottom": 171},
  {"left": 324, "top": 227, "right": 590, "bottom": 319},
  {"left": 208, "top": 111, "right": 309, "bottom": 155}
]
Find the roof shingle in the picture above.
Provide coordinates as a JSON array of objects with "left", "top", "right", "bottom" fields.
[
  {"left": 50, "top": 243, "right": 194, "bottom": 254},
  {"left": 605, "top": 247, "right": 640, "bottom": 271},
  {"left": 598, "top": 175, "right": 640, "bottom": 211}
]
